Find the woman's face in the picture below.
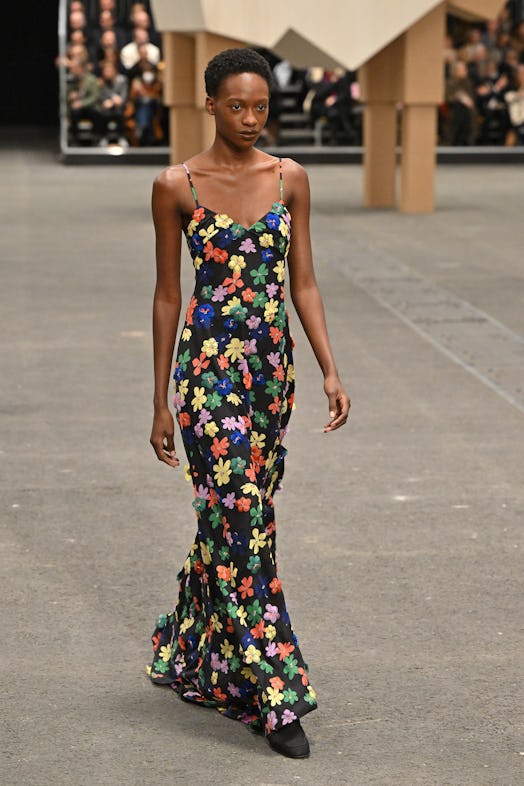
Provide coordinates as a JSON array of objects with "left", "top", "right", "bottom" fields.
[{"left": 207, "top": 72, "right": 269, "bottom": 148}]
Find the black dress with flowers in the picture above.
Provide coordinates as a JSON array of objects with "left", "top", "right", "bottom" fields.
[{"left": 148, "top": 159, "right": 317, "bottom": 735}]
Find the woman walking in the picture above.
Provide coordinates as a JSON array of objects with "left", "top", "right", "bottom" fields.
[{"left": 148, "top": 48, "right": 350, "bottom": 758}]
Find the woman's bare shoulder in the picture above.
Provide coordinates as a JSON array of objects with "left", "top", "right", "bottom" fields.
[
  {"left": 153, "top": 164, "right": 188, "bottom": 192},
  {"left": 280, "top": 157, "right": 309, "bottom": 204},
  {"left": 280, "top": 157, "right": 308, "bottom": 180},
  {"left": 152, "top": 164, "right": 194, "bottom": 212}
]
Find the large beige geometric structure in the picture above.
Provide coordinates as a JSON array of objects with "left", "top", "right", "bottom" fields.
[{"left": 151, "top": 0, "right": 505, "bottom": 213}]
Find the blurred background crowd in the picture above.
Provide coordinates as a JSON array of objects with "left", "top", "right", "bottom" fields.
[
  {"left": 60, "top": 0, "right": 524, "bottom": 148},
  {"left": 60, "top": 0, "right": 165, "bottom": 147}
]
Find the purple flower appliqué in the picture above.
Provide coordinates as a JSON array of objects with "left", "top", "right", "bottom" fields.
[
  {"left": 282, "top": 709, "right": 297, "bottom": 725},
  {"left": 237, "top": 357, "right": 249, "bottom": 374},
  {"left": 227, "top": 683, "right": 241, "bottom": 698},
  {"left": 267, "top": 351, "right": 280, "bottom": 369},
  {"left": 265, "top": 641, "right": 278, "bottom": 657},
  {"left": 211, "top": 284, "right": 229, "bottom": 302},
  {"left": 198, "top": 408, "right": 212, "bottom": 425},
  {"left": 195, "top": 484, "right": 210, "bottom": 500},
  {"left": 246, "top": 315, "right": 261, "bottom": 330},
  {"left": 239, "top": 237, "right": 256, "bottom": 254},
  {"left": 266, "top": 282, "right": 279, "bottom": 298},
  {"left": 243, "top": 339, "right": 257, "bottom": 356},
  {"left": 263, "top": 604, "right": 280, "bottom": 623},
  {"left": 222, "top": 492, "right": 236, "bottom": 509}
]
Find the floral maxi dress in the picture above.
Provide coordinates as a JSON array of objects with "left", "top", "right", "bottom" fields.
[{"left": 148, "top": 159, "right": 317, "bottom": 735}]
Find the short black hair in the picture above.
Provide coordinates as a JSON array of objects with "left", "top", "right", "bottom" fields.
[{"left": 205, "top": 48, "right": 272, "bottom": 97}]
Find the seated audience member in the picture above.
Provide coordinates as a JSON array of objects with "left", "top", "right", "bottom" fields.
[
  {"left": 121, "top": 28, "right": 160, "bottom": 72},
  {"left": 68, "top": 9, "right": 88, "bottom": 41},
  {"left": 57, "top": 42, "right": 91, "bottom": 72},
  {"left": 69, "top": 1, "right": 85, "bottom": 14},
  {"left": 481, "top": 19, "right": 499, "bottom": 53},
  {"left": 130, "top": 7, "right": 162, "bottom": 49},
  {"left": 67, "top": 57, "right": 100, "bottom": 143},
  {"left": 497, "top": 3, "right": 512, "bottom": 33},
  {"left": 126, "top": 40, "right": 158, "bottom": 80},
  {"left": 94, "top": 30, "right": 120, "bottom": 61},
  {"left": 467, "top": 42, "right": 490, "bottom": 81},
  {"left": 475, "top": 57, "right": 509, "bottom": 143},
  {"left": 128, "top": 3, "right": 148, "bottom": 32},
  {"left": 505, "top": 64, "right": 524, "bottom": 143},
  {"left": 445, "top": 59, "right": 477, "bottom": 144},
  {"left": 510, "top": 20, "right": 524, "bottom": 58},
  {"left": 68, "top": 27, "right": 89, "bottom": 48},
  {"left": 493, "top": 29, "right": 512, "bottom": 64},
  {"left": 95, "top": 62, "right": 128, "bottom": 145},
  {"left": 458, "top": 26, "right": 484, "bottom": 66},
  {"left": 310, "top": 69, "right": 358, "bottom": 145},
  {"left": 126, "top": 62, "right": 163, "bottom": 145},
  {"left": 92, "top": 9, "right": 127, "bottom": 52},
  {"left": 100, "top": 0, "right": 116, "bottom": 13}
]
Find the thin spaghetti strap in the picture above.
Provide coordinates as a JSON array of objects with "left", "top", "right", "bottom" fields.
[
  {"left": 182, "top": 162, "right": 199, "bottom": 207},
  {"left": 278, "top": 157, "right": 284, "bottom": 202}
]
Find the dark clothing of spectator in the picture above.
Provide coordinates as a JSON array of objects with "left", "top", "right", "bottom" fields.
[
  {"left": 311, "top": 74, "right": 357, "bottom": 145},
  {"left": 475, "top": 73, "right": 510, "bottom": 143},
  {"left": 91, "top": 24, "right": 128, "bottom": 54},
  {"left": 445, "top": 75, "right": 477, "bottom": 144},
  {"left": 95, "top": 73, "right": 129, "bottom": 140},
  {"left": 126, "top": 70, "right": 163, "bottom": 145}
]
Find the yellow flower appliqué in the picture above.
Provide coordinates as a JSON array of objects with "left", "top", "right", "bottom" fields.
[
  {"left": 191, "top": 386, "right": 206, "bottom": 411},
  {"left": 213, "top": 457, "right": 232, "bottom": 486}
]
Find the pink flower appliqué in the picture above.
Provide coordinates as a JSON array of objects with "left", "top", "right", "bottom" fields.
[
  {"left": 263, "top": 604, "right": 280, "bottom": 623},
  {"left": 281, "top": 709, "right": 297, "bottom": 725},
  {"left": 239, "top": 238, "right": 256, "bottom": 254},
  {"left": 222, "top": 492, "right": 236, "bottom": 509},
  {"left": 267, "top": 351, "right": 280, "bottom": 369},
  {"left": 246, "top": 315, "right": 261, "bottom": 330}
]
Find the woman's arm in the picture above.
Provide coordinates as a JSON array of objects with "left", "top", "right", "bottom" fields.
[
  {"left": 150, "top": 169, "right": 183, "bottom": 466},
  {"left": 286, "top": 161, "right": 350, "bottom": 432}
]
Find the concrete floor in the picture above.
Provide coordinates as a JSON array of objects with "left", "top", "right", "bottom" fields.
[{"left": 1, "top": 136, "right": 523, "bottom": 786}]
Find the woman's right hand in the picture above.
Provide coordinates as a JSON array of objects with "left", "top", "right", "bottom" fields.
[{"left": 150, "top": 407, "right": 180, "bottom": 467}]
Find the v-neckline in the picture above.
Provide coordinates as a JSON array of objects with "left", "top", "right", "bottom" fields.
[{"left": 193, "top": 202, "right": 288, "bottom": 233}]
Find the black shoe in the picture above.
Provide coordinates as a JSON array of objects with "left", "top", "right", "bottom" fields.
[{"left": 267, "top": 720, "right": 310, "bottom": 758}]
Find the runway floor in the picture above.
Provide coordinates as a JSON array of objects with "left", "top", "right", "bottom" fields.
[{"left": 1, "top": 134, "right": 523, "bottom": 785}]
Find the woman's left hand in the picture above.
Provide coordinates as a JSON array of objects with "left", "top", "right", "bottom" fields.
[{"left": 323, "top": 374, "right": 351, "bottom": 432}]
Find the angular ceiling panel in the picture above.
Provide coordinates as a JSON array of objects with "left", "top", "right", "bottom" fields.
[{"left": 151, "top": 0, "right": 506, "bottom": 70}]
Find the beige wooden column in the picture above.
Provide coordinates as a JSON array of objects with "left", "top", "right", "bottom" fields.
[
  {"left": 195, "top": 32, "right": 246, "bottom": 150},
  {"left": 162, "top": 32, "right": 201, "bottom": 163},
  {"left": 362, "top": 103, "right": 397, "bottom": 208},
  {"left": 399, "top": 3, "right": 445, "bottom": 213},
  {"left": 359, "top": 38, "right": 403, "bottom": 209}
]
